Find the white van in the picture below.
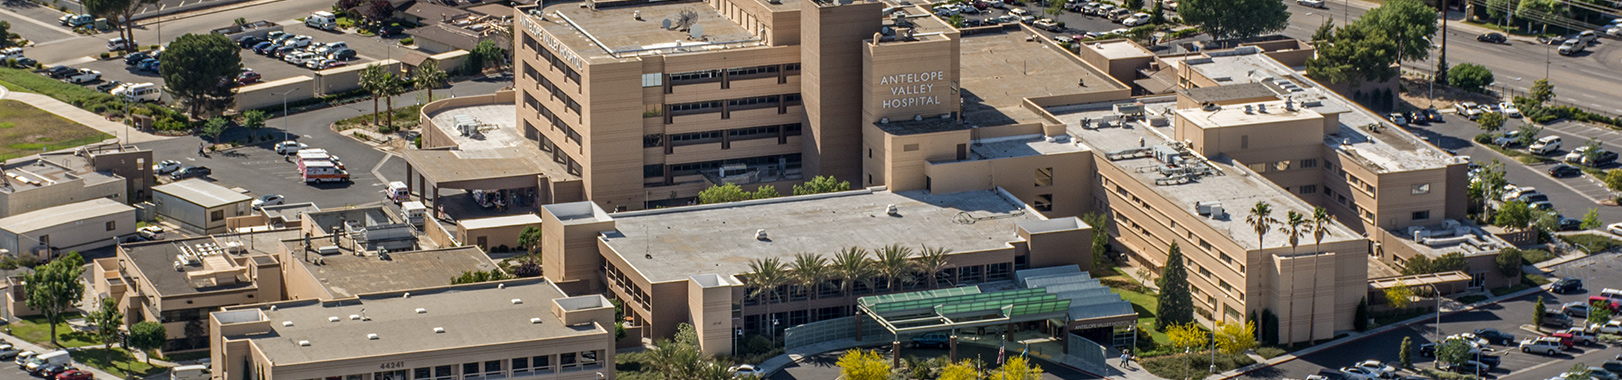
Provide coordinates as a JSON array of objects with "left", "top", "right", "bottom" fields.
[
  {"left": 171, "top": 364, "right": 210, "bottom": 380},
  {"left": 306, "top": 11, "right": 337, "bottom": 31},
  {"left": 120, "top": 83, "right": 161, "bottom": 102},
  {"left": 25, "top": 350, "right": 69, "bottom": 372}
]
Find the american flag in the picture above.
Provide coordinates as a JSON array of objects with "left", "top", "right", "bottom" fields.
[{"left": 998, "top": 341, "right": 1006, "bottom": 364}]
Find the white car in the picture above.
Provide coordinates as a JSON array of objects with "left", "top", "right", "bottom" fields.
[
  {"left": 1592, "top": 320, "right": 1622, "bottom": 334},
  {"left": 1339, "top": 367, "right": 1380, "bottom": 380},
  {"left": 1353, "top": 360, "right": 1397, "bottom": 378},
  {"left": 1520, "top": 337, "right": 1564, "bottom": 355},
  {"left": 65, "top": 68, "right": 100, "bottom": 84},
  {"left": 285, "top": 52, "right": 317, "bottom": 65},
  {"left": 1122, "top": 16, "right": 1147, "bottom": 26},
  {"left": 0, "top": 47, "right": 23, "bottom": 60},
  {"left": 1610, "top": 222, "right": 1622, "bottom": 236},
  {"left": 1297, "top": 0, "right": 1326, "bottom": 7},
  {"left": 1500, "top": 102, "right": 1522, "bottom": 118},
  {"left": 730, "top": 364, "right": 761, "bottom": 378},
  {"left": 136, "top": 225, "right": 165, "bottom": 241},
  {"left": 252, "top": 194, "right": 285, "bottom": 208},
  {"left": 152, "top": 160, "right": 182, "bottom": 174},
  {"left": 275, "top": 141, "right": 308, "bottom": 155}
]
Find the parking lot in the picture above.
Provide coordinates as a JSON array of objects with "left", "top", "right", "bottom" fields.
[
  {"left": 946, "top": 0, "right": 1156, "bottom": 40},
  {"left": 1241, "top": 260, "right": 1622, "bottom": 380}
]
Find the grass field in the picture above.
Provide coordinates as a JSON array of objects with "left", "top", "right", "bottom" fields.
[
  {"left": 0, "top": 100, "right": 110, "bottom": 160},
  {"left": 71, "top": 347, "right": 165, "bottom": 377},
  {"left": 1101, "top": 270, "right": 1170, "bottom": 346},
  {"left": 9, "top": 315, "right": 99, "bottom": 348}
]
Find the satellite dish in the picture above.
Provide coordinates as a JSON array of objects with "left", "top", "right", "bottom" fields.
[
  {"left": 690, "top": 24, "right": 704, "bottom": 39},
  {"left": 661, "top": 18, "right": 671, "bottom": 29}
]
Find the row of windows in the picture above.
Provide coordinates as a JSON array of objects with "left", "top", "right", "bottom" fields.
[
  {"left": 663, "top": 153, "right": 803, "bottom": 177},
  {"left": 670, "top": 100, "right": 722, "bottom": 113},
  {"left": 667, "top": 63, "right": 801, "bottom": 85},
  {"left": 525, "top": 34, "right": 581, "bottom": 85},
  {"left": 727, "top": 65, "right": 779, "bottom": 77},
  {"left": 525, "top": 92, "right": 580, "bottom": 146}
]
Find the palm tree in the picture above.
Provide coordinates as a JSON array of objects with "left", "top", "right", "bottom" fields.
[
  {"left": 789, "top": 252, "right": 829, "bottom": 302},
  {"left": 1246, "top": 201, "right": 1278, "bottom": 252},
  {"left": 380, "top": 73, "right": 405, "bottom": 129},
  {"left": 746, "top": 257, "right": 788, "bottom": 338},
  {"left": 830, "top": 247, "right": 875, "bottom": 298},
  {"left": 359, "top": 64, "right": 389, "bottom": 127},
  {"left": 874, "top": 244, "right": 917, "bottom": 291},
  {"left": 414, "top": 59, "right": 449, "bottom": 102},
  {"left": 1307, "top": 206, "right": 1333, "bottom": 342},
  {"left": 914, "top": 245, "right": 954, "bottom": 289},
  {"left": 1279, "top": 210, "right": 1308, "bottom": 344}
]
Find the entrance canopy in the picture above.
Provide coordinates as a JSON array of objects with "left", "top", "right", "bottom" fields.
[{"left": 857, "top": 287, "right": 1071, "bottom": 334}]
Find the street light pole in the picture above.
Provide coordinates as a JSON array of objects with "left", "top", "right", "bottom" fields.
[
  {"left": 156, "top": 4, "right": 167, "bottom": 47},
  {"left": 274, "top": 88, "right": 299, "bottom": 142}
]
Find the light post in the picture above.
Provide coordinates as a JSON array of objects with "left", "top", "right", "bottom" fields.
[
  {"left": 156, "top": 4, "right": 167, "bottom": 48},
  {"left": 733, "top": 327, "right": 742, "bottom": 357},
  {"left": 273, "top": 87, "right": 299, "bottom": 142},
  {"left": 1428, "top": 283, "right": 1443, "bottom": 340}
]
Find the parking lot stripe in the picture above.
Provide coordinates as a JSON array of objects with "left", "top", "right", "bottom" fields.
[{"left": 0, "top": 7, "right": 77, "bottom": 37}]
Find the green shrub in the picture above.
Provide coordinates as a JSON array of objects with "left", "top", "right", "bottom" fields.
[
  {"left": 99, "top": 52, "right": 110, "bottom": 59},
  {"left": 1473, "top": 133, "right": 1494, "bottom": 144},
  {"left": 1255, "top": 347, "right": 1287, "bottom": 358},
  {"left": 1560, "top": 234, "right": 1622, "bottom": 253},
  {"left": 401, "top": 37, "right": 414, "bottom": 45},
  {"left": 1142, "top": 352, "right": 1256, "bottom": 380},
  {"left": 0, "top": 68, "right": 117, "bottom": 113}
]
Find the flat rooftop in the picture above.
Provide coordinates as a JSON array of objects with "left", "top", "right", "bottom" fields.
[
  {"left": 1389, "top": 220, "right": 1512, "bottom": 258},
  {"left": 288, "top": 246, "right": 499, "bottom": 298},
  {"left": 0, "top": 198, "right": 132, "bottom": 233},
  {"left": 1, "top": 157, "right": 121, "bottom": 193},
  {"left": 1088, "top": 40, "right": 1155, "bottom": 60},
  {"left": 528, "top": 0, "right": 766, "bottom": 61},
  {"left": 970, "top": 135, "right": 1090, "bottom": 160},
  {"left": 220, "top": 279, "right": 606, "bottom": 365},
  {"left": 121, "top": 229, "right": 300, "bottom": 296},
  {"left": 957, "top": 30, "right": 1121, "bottom": 128},
  {"left": 599, "top": 189, "right": 1043, "bottom": 283},
  {"left": 405, "top": 103, "right": 575, "bottom": 184},
  {"left": 1183, "top": 50, "right": 1455, "bottom": 173},
  {"left": 460, "top": 213, "right": 543, "bottom": 229},
  {"left": 260, "top": 202, "right": 321, "bottom": 223},
  {"left": 154, "top": 179, "right": 253, "bottom": 208},
  {"left": 1049, "top": 98, "right": 1362, "bottom": 251}
]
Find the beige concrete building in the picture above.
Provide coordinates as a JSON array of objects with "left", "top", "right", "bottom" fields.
[
  {"left": 0, "top": 143, "right": 152, "bottom": 218},
  {"left": 0, "top": 198, "right": 136, "bottom": 258},
  {"left": 210, "top": 278, "right": 616, "bottom": 380},
  {"left": 541, "top": 188, "right": 1096, "bottom": 354}
]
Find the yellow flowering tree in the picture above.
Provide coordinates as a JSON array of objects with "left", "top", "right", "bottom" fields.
[{"left": 836, "top": 349, "right": 891, "bottom": 380}]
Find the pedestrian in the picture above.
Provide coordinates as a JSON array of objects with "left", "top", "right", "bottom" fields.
[
  {"left": 1121, "top": 349, "right": 1133, "bottom": 369},
  {"left": 198, "top": 143, "right": 205, "bottom": 157}
]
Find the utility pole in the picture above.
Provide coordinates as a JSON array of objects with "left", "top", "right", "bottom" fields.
[{"left": 1437, "top": 0, "right": 1449, "bottom": 80}]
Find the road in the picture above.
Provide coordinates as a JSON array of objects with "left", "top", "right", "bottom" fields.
[{"left": 1241, "top": 253, "right": 1622, "bottom": 380}]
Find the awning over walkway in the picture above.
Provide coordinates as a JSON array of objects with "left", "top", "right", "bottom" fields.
[
  {"left": 857, "top": 287, "right": 1071, "bottom": 334},
  {"left": 1017, "top": 266, "right": 1138, "bottom": 329}
]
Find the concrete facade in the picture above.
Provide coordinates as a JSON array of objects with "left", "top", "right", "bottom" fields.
[
  {"left": 153, "top": 179, "right": 254, "bottom": 235},
  {"left": 0, "top": 143, "right": 150, "bottom": 219},
  {"left": 0, "top": 198, "right": 136, "bottom": 258}
]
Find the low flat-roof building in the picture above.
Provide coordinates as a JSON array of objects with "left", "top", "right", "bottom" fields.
[
  {"left": 210, "top": 279, "right": 617, "bottom": 380},
  {"left": 456, "top": 213, "right": 543, "bottom": 252},
  {"left": 542, "top": 187, "right": 1091, "bottom": 354},
  {"left": 153, "top": 180, "right": 254, "bottom": 234},
  {"left": 0, "top": 198, "right": 136, "bottom": 258},
  {"left": 0, "top": 143, "right": 152, "bottom": 218}
]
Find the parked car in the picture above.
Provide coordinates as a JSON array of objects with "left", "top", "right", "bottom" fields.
[
  {"left": 328, "top": 48, "right": 358, "bottom": 61},
  {"left": 1422, "top": 107, "right": 1444, "bottom": 122},
  {"left": 318, "top": 60, "right": 348, "bottom": 69},
  {"left": 38, "top": 364, "right": 73, "bottom": 378},
  {"left": 237, "top": 71, "right": 262, "bottom": 85},
  {"left": 1455, "top": 102, "right": 1483, "bottom": 120},
  {"left": 1477, "top": 32, "right": 1508, "bottom": 43},
  {"left": 1387, "top": 113, "right": 1408, "bottom": 127},
  {"left": 252, "top": 194, "right": 286, "bottom": 208},
  {"left": 1493, "top": 130, "right": 1526, "bottom": 147},
  {"left": 152, "top": 160, "right": 182, "bottom": 174},
  {"left": 1517, "top": 193, "right": 1551, "bottom": 204},
  {"left": 236, "top": 36, "right": 264, "bottom": 48},
  {"left": 275, "top": 141, "right": 308, "bottom": 155},
  {"left": 1548, "top": 164, "right": 1581, "bottom": 178},
  {"left": 55, "top": 369, "right": 91, "bottom": 380},
  {"left": 1339, "top": 367, "right": 1380, "bottom": 380},
  {"left": 1557, "top": 216, "right": 1583, "bottom": 231},
  {"left": 1588, "top": 368, "right": 1620, "bottom": 380},
  {"left": 106, "top": 37, "right": 135, "bottom": 51},
  {"left": 14, "top": 350, "right": 35, "bottom": 367},
  {"left": 1500, "top": 102, "right": 1522, "bottom": 118},
  {"left": 730, "top": 364, "right": 761, "bottom": 378},
  {"left": 1531, "top": 135, "right": 1562, "bottom": 155},
  {"left": 1352, "top": 360, "right": 1397, "bottom": 378},
  {"left": 911, "top": 332, "right": 950, "bottom": 348},
  {"left": 171, "top": 166, "right": 212, "bottom": 180},
  {"left": 1560, "top": 40, "right": 1586, "bottom": 55},
  {"left": 1473, "top": 328, "right": 1516, "bottom": 345},
  {"left": 252, "top": 41, "right": 276, "bottom": 54},
  {"left": 1611, "top": 222, "right": 1622, "bottom": 237},
  {"left": 1544, "top": 309, "right": 1575, "bottom": 328},
  {"left": 1298, "top": 0, "right": 1326, "bottom": 7},
  {"left": 44, "top": 65, "right": 77, "bottom": 78},
  {"left": 1553, "top": 277, "right": 1584, "bottom": 293},
  {"left": 1602, "top": 360, "right": 1622, "bottom": 374},
  {"left": 1592, "top": 320, "right": 1622, "bottom": 335},
  {"left": 136, "top": 225, "right": 164, "bottom": 241},
  {"left": 1440, "top": 360, "right": 1489, "bottom": 375},
  {"left": 1520, "top": 336, "right": 1566, "bottom": 355},
  {"left": 11, "top": 57, "right": 37, "bottom": 68},
  {"left": 0, "top": 345, "right": 19, "bottom": 360},
  {"left": 380, "top": 25, "right": 405, "bottom": 36},
  {"left": 136, "top": 58, "right": 159, "bottom": 72},
  {"left": 0, "top": 47, "right": 23, "bottom": 61},
  {"left": 65, "top": 68, "right": 100, "bottom": 84},
  {"left": 95, "top": 80, "right": 125, "bottom": 93},
  {"left": 1554, "top": 327, "right": 1597, "bottom": 345},
  {"left": 1404, "top": 110, "right": 1428, "bottom": 125}
]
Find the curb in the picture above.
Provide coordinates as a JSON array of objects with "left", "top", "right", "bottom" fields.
[{"left": 1212, "top": 284, "right": 1551, "bottom": 380}]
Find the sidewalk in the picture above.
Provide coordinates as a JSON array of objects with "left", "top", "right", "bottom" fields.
[{"left": 0, "top": 86, "right": 170, "bottom": 144}]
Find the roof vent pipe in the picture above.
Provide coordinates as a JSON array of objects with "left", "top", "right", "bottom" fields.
[{"left": 755, "top": 229, "right": 768, "bottom": 240}]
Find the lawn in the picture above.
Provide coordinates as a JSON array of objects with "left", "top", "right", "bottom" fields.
[
  {"left": 1559, "top": 233, "right": 1622, "bottom": 253},
  {"left": 0, "top": 68, "right": 124, "bottom": 115},
  {"left": 70, "top": 347, "right": 165, "bottom": 377},
  {"left": 1101, "top": 269, "right": 1169, "bottom": 347},
  {"left": 0, "top": 100, "right": 111, "bottom": 161},
  {"left": 1140, "top": 351, "right": 1255, "bottom": 380},
  {"left": 8, "top": 315, "right": 100, "bottom": 348}
]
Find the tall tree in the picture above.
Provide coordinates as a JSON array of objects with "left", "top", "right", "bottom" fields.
[
  {"left": 1476, "top": 110, "right": 1507, "bottom": 133},
  {"left": 1247, "top": 202, "right": 1277, "bottom": 254},
  {"left": 415, "top": 60, "right": 449, "bottom": 102},
  {"left": 1448, "top": 63, "right": 1495, "bottom": 93},
  {"left": 1356, "top": 0, "right": 1440, "bottom": 62},
  {"left": 1495, "top": 200, "right": 1534, "bottom": 232},
  {"left": 789, "top": 253, "right": 829, "bottom": 302},
  {"left": 1496, "top": 248, "right": 1524, "bottom": 277},
  {"left": 940, "top": 360, "right": 978, "bottom": 380},
  {"left": 1399, "top": 336, "right": 1413, "bottom": 368},
  {"left": 914, "top": 245, "right": 953, "bottom": 289},
  {"left": 698, "top": 183, "right": 752, "bottom": 204},
  {"left": 360, "top": 64, "right": 391, "bottom": 127},
  {"left": 1082, "top": 212, "right": 1111, "bottom": 269},
  {"left": 1530, "top": 78, "right": 1556, "bottom": 106},
  {"left": 746, "top": 258, "right": 788, "bottom": 336},
  {"left": 200, "top": 116, "right": 229, "bottom": 143},
  {"left": 1279, "top": 210, "right": 1308, "bottom": 341},
  {"left": 86, "top": 0, "right": 156, "bottom": 52},
  {"left": 516, "top": 226, "right": 542, "bottom": 254},
  {"left": 1307, "top": 207, "right": 1333, "bottom": 340},
  {"left": 25, "top": 254, "right": 86, "bottom": 347},
  {"left": 874, "top": 244, "right": 917, "bottom": 291},
  {"left": 241, "top": 110, "right": 269, "bottom": 141},
  {"left": 1177, "top": 0, "right": 1288, "bottom": 40},
  {"left": 1311, "top": 17, "right": 1337, "bottom": 45},
  {"left": 830, "top": 247, "right": 875, "bottom": 297},
  {"left": 793, "top": 176, "right": 852, "bottom": 195},
  {"left": 1436, "top": 339, "right": 1471, "bottom": 371},
  {"left": 1306, "top": 23, "right": 1399, "bottom": 87},
  {"left": 161, "top": 34, "right": 240, "bottom": 118},
  {"left": 128, "top": 321, "right": 167, "bottom": 365},
  {"left": 1583, "top": 208, "right": 1603, "bottom": 229},
  {"left": 1385, "top": 282, "right": 1414, "bottom": 309},
  {"left": 88, "top": 297, "right": 123, "bottom": 366},
  {"left": 1534, "top": 296, "right": 1546, "bottom": 328},
  {"left": 1156, "top": 243, "right": 1194, "bottom": 329}
]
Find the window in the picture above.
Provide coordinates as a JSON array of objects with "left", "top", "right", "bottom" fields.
[
  {"left": 1363, "top": 210, "right": 1375, "bottom": 220},
  {"left": 511, "top": 358, "right": 530, "bottom": 377},
  {"left": 1412, "top": 183, "right": 1431, "bottom": 194},
  {"left": 1219, "top": 252, "right": 1233, "bottom": 264},
  {"left": 1035, "top": 167, "right": 1053, "bottom": 187},
  {"left": 669, "top": 131, "right": 723, "bottom": 146},
  {"left": 560, "top": 353, "right": 577, "bottom": 369},
  {"left": 643, "top": 134, "right": 664, "bottom": 148},
  {"left": 903, "top": 144, "right": 919, "bottom": 152},
  {"left": 1299, "top": 185, "right": 1317, "bottom": 194},
  {"left": 1412, "top": 211, "right": 1430, "bottom": 221},
  {"left": 729, "top": 125, "right": 781, "bottom": 141},
  {"left": 1034, "top": 194, "right": 1053, "bottom": 212},
  {"left": 727, "top": 65, "right": 780, "bottom": 78},
  {"left": 1301, "top": 159, "right": 1317, "bottom": 168},
  {"left": 1247, "top": 163, "right": 1267, "bottom": 173},
  {"left": 106, "top": 221, "right": 116, "bottom": 231},
  {"left": 461, "top": 363, "right": 479, "bottom": 380},
  {"left": 670, "top": 69, "right": 722, "bottom": 83},
  {"left": 210, "top": 210, "right": 225, "bottom": 222},
  {"left": 581, "top": 351, "right": 601, "bottom": 367},
  {"left": 644, "top": 164, "right": 665, "bottom": 179},
  {"left": 728, "top": 95, "right": 781, "bottom": 110},
  {"left": 1326, "top": 162, "right": 1335, "bottom": 171},
  {"left": 669, "top": 100, "right": 722, "bottom": 114},
  {"left": 533, "top": 356, "right": 553, "bottom": 373},
  {"left": 435, "top": 365, "right": 454, "bottom": 380}
]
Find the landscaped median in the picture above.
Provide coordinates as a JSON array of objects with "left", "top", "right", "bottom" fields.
[{"left": 6, "top": 316, "right": 169, "bottom": 378}]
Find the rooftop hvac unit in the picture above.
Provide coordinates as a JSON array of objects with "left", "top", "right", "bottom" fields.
[
  {"left": 283, "top": 321, "right": 294, "bottom": 327},
  {"left": 416, "top": 308, "right": 427, "bottom": 314},
  {"left": 755, "top": 229, "right": 768, "bottom": 240},
  {"left": 885, "top": 204, "right": 898, "bottom": 216},
  {"left": 328, "top": 316, "right": 340, "bottom": 322},
  {"left": 530, "top": 317, "right": 543, "bottom": 324},
  {"left": 367, "top": 333, "right": 379, "bottom": 340},
  {"left": 298, "top": 340, "right": 310, "bottom": 346},
  {"left": 512, "top": 298, "right": 523, "bottom": 304},
  {"left": 434, "top": 327, "right": 445, "bottom": 333},
  {"left": 1196, "top": 201, "right": 1222, "bottom": 216}
]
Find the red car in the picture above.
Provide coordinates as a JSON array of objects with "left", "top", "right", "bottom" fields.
[
  {"left": 1587, "top": 295, "right": 1621, "bottom": 312},
  {"left": 56, "top": 369, "right": 92, "bottom": 380},
  {"left": 237, "top": 71, "right": 261, "bottom": 85}
]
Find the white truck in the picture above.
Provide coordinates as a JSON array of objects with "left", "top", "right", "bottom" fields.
[
  {"left": 65, "top": 68, "right": 100, "bottom": 84},
  {"left": 305, "top": 11, "right": 337, "bottom": 31}
]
